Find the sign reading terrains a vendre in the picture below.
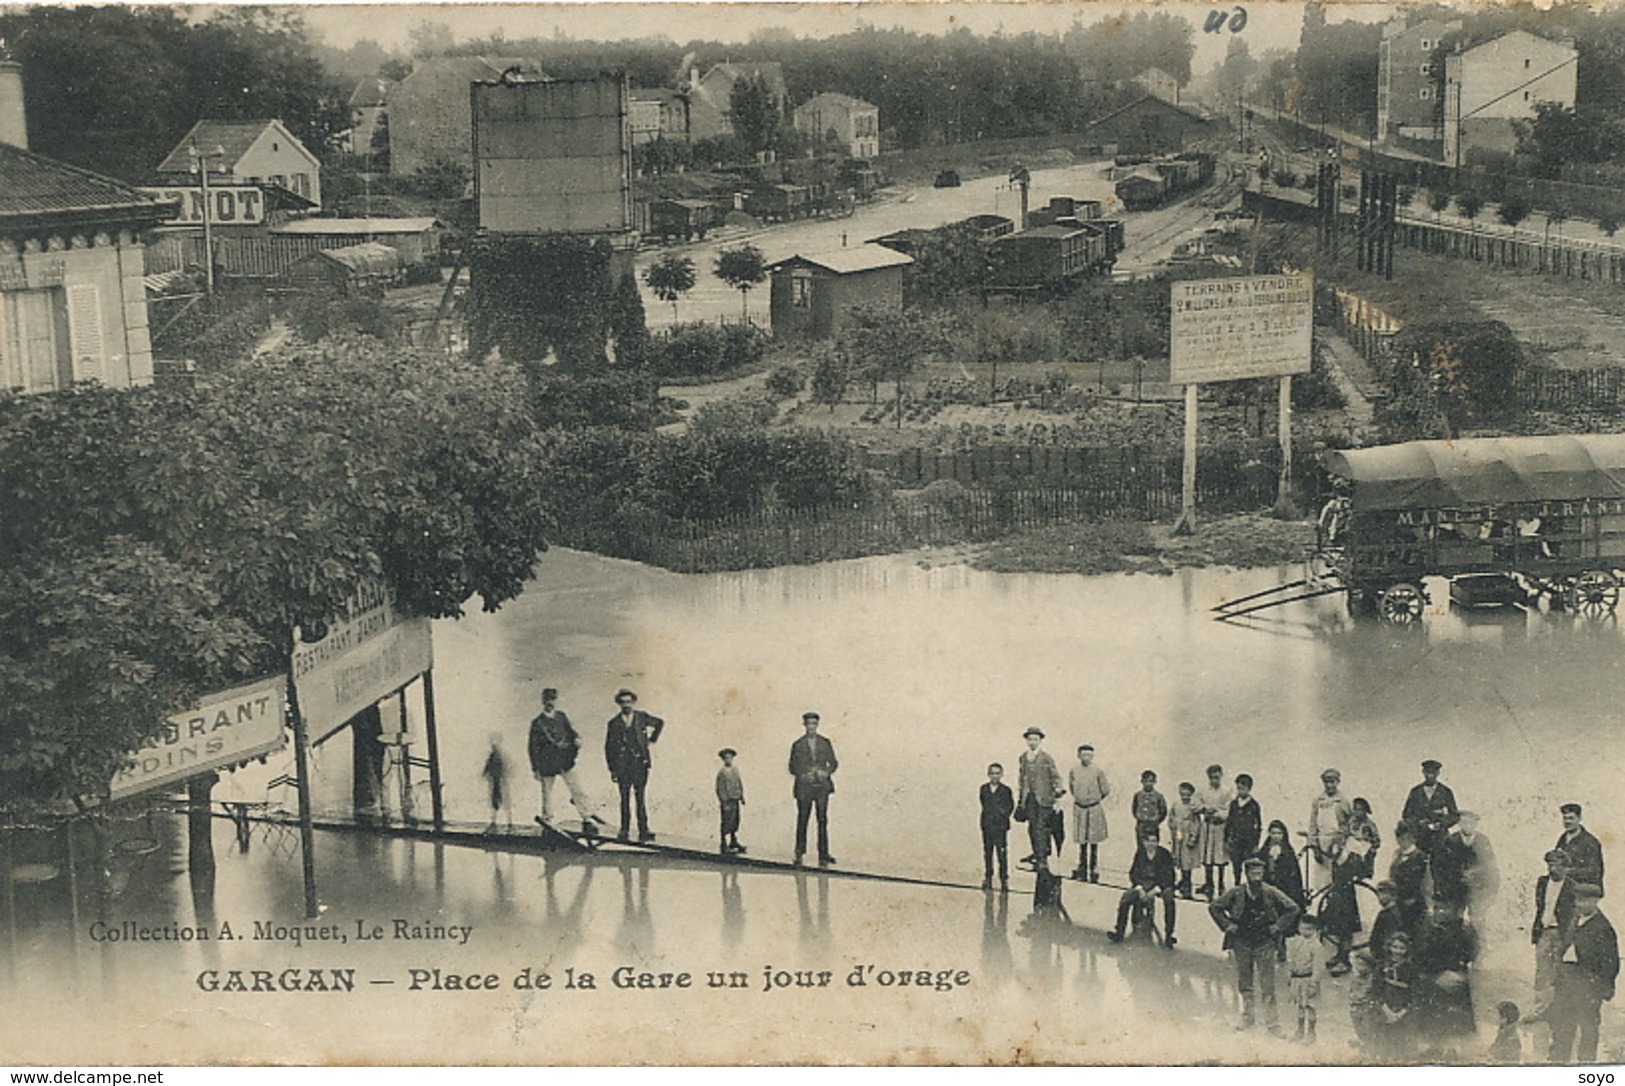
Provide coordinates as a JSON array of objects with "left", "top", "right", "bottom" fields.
[
  {"left": 1169, "top": 273, "right": 1314, "bottom": 385},
  {"left": 109, "top": 675, "right": 288, "bottom": 802}
]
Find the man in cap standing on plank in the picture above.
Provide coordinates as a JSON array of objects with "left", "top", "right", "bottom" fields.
[
  {"left": 789, "top": 711, "right": 838, "bottom": 867},
  {"left": 1017, "top": 727, "right": 1064, "bottom": 875}
]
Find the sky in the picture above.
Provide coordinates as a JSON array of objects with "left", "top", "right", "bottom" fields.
[{"left": 295, "top": 1, "right": 1402, "bottom": 76}]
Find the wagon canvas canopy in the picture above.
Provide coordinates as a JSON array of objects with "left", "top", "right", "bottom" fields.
[{"left": 1324, "top": 435, "right": 1625, "bottom": 512}]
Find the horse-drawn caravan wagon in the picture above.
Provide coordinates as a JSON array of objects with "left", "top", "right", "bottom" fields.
[{"left": 1216, "top": 435, "right": 1625, "bottom": 623}]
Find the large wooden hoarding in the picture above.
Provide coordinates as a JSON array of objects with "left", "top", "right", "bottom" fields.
[
  {"left": 108, "top": 674, "right": 288, "bottom": 802},
  {"left": 472, "top": 75, "right": 632, "bottom": 235},
  {"left": 291, "top": 584, "right": 433, "bottom": 744},
  {"left": 1169, "top": 272, "right": 1314, "bottom": 384}
]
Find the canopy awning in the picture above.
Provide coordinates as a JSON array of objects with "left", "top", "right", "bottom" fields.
[{"left": 1324, "top": 435, "right": 1625, "bottom": 511}]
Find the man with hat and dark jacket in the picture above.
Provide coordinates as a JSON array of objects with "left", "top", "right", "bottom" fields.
[
  {"left": 528, "top": 687, "right": 603, "bottom": 830},
  {"left": 1211, "top": 855, "right": 1301, "bottom": 1033},
  {"left": 1549, "top": 883, "right": 1619, "bottom": 1063},
  {"left": 789, "top": 711, "right": 838, "bottom": 867},
  {"left": 605, "top": 689, "right": 664, "bottom": 842},
  {"left": 1557, "top": 803, "right": 1606, "bottom": 892},
  {"left": 1401, "top": 759, "right": 1459, "bottom": 855}
]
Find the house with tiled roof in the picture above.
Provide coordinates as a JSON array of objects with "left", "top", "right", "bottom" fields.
[
  {"left": 0, "top": 138, "right": 174, "bottom": 394},
  {"left": 389, "top": 56, "right": 543, "bottom": 176},
  {"left": 156, "top": 119, "right": 322, "bottom": 208}
]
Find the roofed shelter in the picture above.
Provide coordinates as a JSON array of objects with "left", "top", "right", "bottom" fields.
[{"left": 766, "top": 246, "right": 912, "bottom": 339}]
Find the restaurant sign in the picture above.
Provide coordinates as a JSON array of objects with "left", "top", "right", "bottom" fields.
[
  {"left": 109, "top": 675, "right": 288, "bottom": 802},
  {"left": 292, "top": 583, "right": 433, "bottom": 744}
]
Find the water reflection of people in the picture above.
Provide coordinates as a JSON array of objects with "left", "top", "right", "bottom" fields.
[
  {"left": 794, "top": 870, "right": 831, "bottom": 954},
  {"left": 980, "top": 890, "right": 1013, "bottom": 982},
  {"left": 615, "top": 863, "right": 654, "bottom": 957},
  {"left": 720, "top": 868, "right": 745, "bottom": 949},
  {"left": 540, "top": 855, "right": 594, "bottom": 954}
]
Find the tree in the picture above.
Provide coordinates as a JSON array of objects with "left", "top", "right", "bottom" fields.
[
  {"left": 809, "top": 349, "right": 851, "bottom": 412},
  {"left": 609, "top": 272, "right": 650, "bottom": 368},
  {"left": 1600, "top": 212, "right": 1621, "bottom": 237},
  {"left": 836, "top": 305, "right": 951, "bottom": 429},
  {"left": 729, "top": 73, "right": 783, "bottom": 154},
  {"left": 1496, "top": 194, "right": 1532, "bottom": 228},
  {"left": 713, "top": 245, "right": 767, "bottom": 323},
  {"left": 1428, "top": 189, "right": 1452, "bottom": 216},
  {"left": 644, "top": 253, "right": 697, "bottom": 321},
  {"left": 1456, "top": 191, "right": 1485, "bottom": 222}
]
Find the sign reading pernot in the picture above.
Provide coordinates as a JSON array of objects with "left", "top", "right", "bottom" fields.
[
  {"left": 1169, "top": 273, "right": 1314, "bottom": 385},
  {"left": 110, "top": 675, "right": 288, "bottom": 802}
]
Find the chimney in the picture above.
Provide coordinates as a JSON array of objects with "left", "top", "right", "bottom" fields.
[{"left": 0, "top": 60, "right": 26, "bottom": 149}]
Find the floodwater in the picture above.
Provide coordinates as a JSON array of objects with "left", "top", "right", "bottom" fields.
[{"left": 4, "top": 549, "right": 1623, "bottom": 1064}]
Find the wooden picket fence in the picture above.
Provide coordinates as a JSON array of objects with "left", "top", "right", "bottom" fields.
[{"left": 1512, "top": 366, "right": 1625, "bottom": 410}]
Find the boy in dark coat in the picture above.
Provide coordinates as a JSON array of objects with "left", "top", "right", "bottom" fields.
[
  {"left": 979, "top": 763, "right": 1014, "bottom": 891},
  {"left": 1225, "top": 773, "right": 1263, "bottom": 883}
]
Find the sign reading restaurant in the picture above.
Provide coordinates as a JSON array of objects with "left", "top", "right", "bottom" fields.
[
  {"left": 109, "top": 675, "right": 288, "bottom": 802},
  {"left": 292, "top": 582, "right": 433, "bottom": 744},
  {"left": 1168, "top": 273, "right": 1313, "bottom": 385}
]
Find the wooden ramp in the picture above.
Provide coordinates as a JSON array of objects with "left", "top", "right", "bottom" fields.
[{"left": 241, "top": 809, "right": 1017, "bottom": 894}]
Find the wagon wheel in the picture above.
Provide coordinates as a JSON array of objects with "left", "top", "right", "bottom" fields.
[
  {"left": 1568, "top": 570, "right": 1621, "bottom": 614},
  {"left": 1377, "top": 582, "right": 1426, "bottom": 623}
]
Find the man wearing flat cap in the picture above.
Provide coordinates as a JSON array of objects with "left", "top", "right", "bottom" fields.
[
  {"left": 1557, "top": 803, "right": 1606, "bottom": 892},
  {"left": 1533, "top": 848, "right": 1578, "bottom": 1019},
  {"left": 789, "top": 712, "right": 838, "bottom": 867},
  {"left": 1307, "top": 768, "right": 1352, "bottom": 895},
  {"left": 1017, "top": 727, "right": 1064, "bottom": 874},
  {"left": 1549, "top": 883, "right": 1619, "bottom": 1063},
  {"left": 605, "top": 689, "right": 664, "bottom": 842},
  {"left": 1401, "top": 759, "right": 1459, "bottom": 855},
  {"left": 1210, "top": 855, "right": 1301, "bottom": 1034}
]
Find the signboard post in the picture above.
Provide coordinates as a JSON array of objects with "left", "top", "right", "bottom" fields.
[{"left": 1169, "top": 273, "right": 1314, "bottom": 532}]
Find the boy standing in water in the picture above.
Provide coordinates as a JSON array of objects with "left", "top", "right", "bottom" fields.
[{"left": 979, "top": 763, "right": 1014, "bottom": 891}]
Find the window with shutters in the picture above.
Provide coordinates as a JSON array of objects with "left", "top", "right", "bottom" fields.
[
  {"left": 65, "top": 283, "right": 105, "bottom": 384},
  {"left": 1, "top": 288, "right": 71, "bottom": 393}
]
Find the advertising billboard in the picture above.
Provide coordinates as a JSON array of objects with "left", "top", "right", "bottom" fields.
[
  {"left": 291, "top": 583, "right": 433, "bottom": 744},
  {"left": 1168, "top": 272, "right": 1314, "bottom": 385},
  {"left": 109, "top": 674, "right": 288, "bottom": 802},
  {"left": 472, "top": 75, "right": 632, "bottom": 235}
]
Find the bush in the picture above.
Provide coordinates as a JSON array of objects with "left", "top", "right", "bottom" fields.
[
  {"left": 689, "top": 393, "right": 778, "bottom": 436},
  {"left": 765, "top": 365, "right": 805, "bottom": 398},
  {"left": 646, "top": 322, "right": 769, "bottom": 379},
  {"left": 1272, "top": 170, "right": 1297, "bottom": 189},
  {"left": 403, "top": 263, "right": 444, "bottom": 287},
  {"left": 286, "top": 296, "right": 401, "bottom": 345},
  {"left": 530, "top": 372, "right": 661, "bottom": 431},
  {"left": 1600, "top": 213, "right": 1621, "bottom": 238},
  {"left": 151, "top": 290, "right": 275, "bottom": 370}
]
